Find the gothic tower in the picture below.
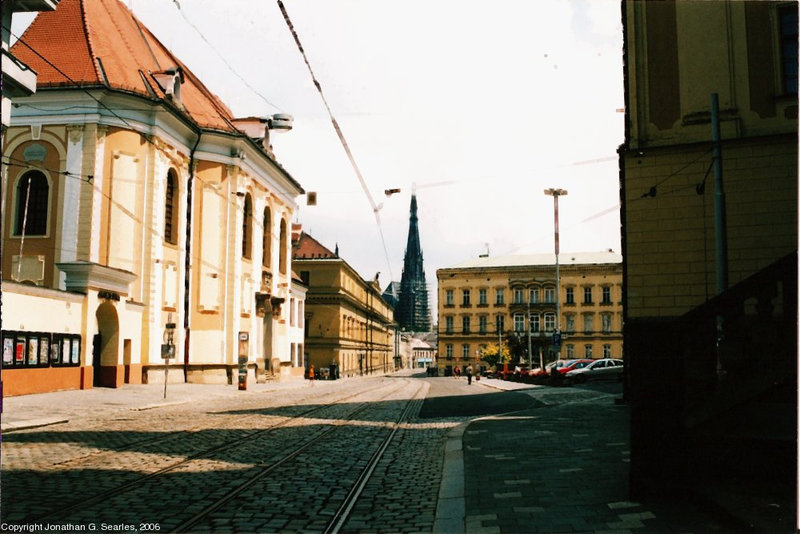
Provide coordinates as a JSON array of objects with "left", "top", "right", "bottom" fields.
[{"left": 395, "top": 194, "right": 431, "bottom": 331}]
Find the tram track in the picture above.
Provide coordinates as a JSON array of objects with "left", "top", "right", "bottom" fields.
[
  {"left": 18, "top": 379, "right": 396, "bottom": 524},
  {"left": 169, "top": 379, "right": 426, "bottom": 533}
]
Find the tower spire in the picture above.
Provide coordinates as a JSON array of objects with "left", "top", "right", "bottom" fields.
[{"left": 396, "top": 193, "right": 431, "bottom": 331}]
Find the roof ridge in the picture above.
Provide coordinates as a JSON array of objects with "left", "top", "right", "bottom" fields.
[{"left": 80, "top": 0, "right": 103, "bottom": 83}]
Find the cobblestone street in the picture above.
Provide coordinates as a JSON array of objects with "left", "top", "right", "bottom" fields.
[{"left": 1, "top": 372, "right": 466, "bottom": 533}]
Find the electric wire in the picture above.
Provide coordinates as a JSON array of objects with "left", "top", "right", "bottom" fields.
[
  {"left": 169, "top": 0, "right": 283, "bottom": 113},
  {"left": 276, "top": 0, "right": 394, "bottom": 282}
]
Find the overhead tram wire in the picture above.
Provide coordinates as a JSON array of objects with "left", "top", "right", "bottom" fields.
[
  {"left": 276, "top": 0, "right": 394, "bottom": 282},
  {"left": 169, "top": 0, "right": 283, "bottom": 113}
]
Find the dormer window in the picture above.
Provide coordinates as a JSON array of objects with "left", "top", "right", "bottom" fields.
[{"left": 152, "top": 66, "right": 184, "bottom": 104}]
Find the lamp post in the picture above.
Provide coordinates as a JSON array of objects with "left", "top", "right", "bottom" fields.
[{"left": 544, "top": 188, "right": 567, "bottom": 363}]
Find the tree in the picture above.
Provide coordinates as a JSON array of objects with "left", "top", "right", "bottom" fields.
[{"left": 479, "top": 341, "right": 510, "bottom": 369}]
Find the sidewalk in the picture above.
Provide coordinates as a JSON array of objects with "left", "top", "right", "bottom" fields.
[
  {"left": 438, "top": 378, "right": 742, "bottom": 533},
  {"left": 0, "top": 377, "right": 316, "bottom": 433}
]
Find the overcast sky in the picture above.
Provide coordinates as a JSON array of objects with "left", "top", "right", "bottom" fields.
[{"left": 17, "top": 0, "right": 625, "bottom": 307}]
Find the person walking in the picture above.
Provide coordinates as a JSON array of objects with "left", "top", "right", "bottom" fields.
[
  {"left": 466, "top": 365, "right": 473, "bottom": 385},
  {"left": 454, "top": 366, "right": 461, "bottom": 379}
]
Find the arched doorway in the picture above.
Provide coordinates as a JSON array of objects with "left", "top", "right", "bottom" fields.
[{"left": 93, "top": 302, "right": 120, "bottom": 388}]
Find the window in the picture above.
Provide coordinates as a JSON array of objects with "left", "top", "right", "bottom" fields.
[
  {"left": 565, "top": 315, "right": 575, "bottom": 333},
  {"left": 14, "top": 170, "right": 49, "bottom": 236},
  {"left": 513, "top": 288, "right": 523, "bottom": 304},
  {"left": 513, "top": 314, "right": 525, "bottom": 332},
  {"left": 584, "top": 314, "right": 594, "bottom": 334},
  {"left": 242, "top": 194, "right": 253, "bottom": 259},
  {"left": 2, "top": 330, "right": 80, "bottom": 368},
  {"left": 290, "top": 298, "right": 296, "bottom": 326},
  {"left": 479, "top": 316, "right": 488, "bottom": 334},
  {"left": 445, "top": 290, "right": 454, "bottom": 306},
  {"left": 462, "top": 289, "right": 471, "bottom": 306},
  {"left": 279, "top": 218, "right": 287, "bottom": 275},
  {"left": 603, "top": 344, "right": 612, "bottom": 358},
  {"left": 462, "top": 344, "right": 470, "bottom": 360},
  {"left": 565, "top": 344, "right": 575, "bottom": 359},
  {"left": 529, "top": 313, "right": 540, "bottom": 332},
  {"left": 495, "top": 289, "right": 504, "bottom": 305},
  {"left": 445, "top": 316, "right": 454, "bottom": 334},
  {"left": 478, "top": 289, "right": 487, "bottom": 305},
  {"left": 602, "top": 314, "right": 612, "bottom": 334},
  {"left": 462, "top": 316, "right": 470, "bottom": 334},
  {"left": 544, "top": 313, "right": 556, "bottom": 332},
  {"left": 529, "top": 288, "right": 539, "bottom": 304},
  {"left": 164, "top": 169, "right": 178, "bottom": 244},
  {"left": 565, "top": 287, "right": 574, "bottom": 305},
  {"left": 544, "top": 287, "right": 555, "bottom": 304},
  {"left": 495, "top": 314, "right": 504, "bottom": 332},
  {"left": 602, "top": 286, "right": 612, "bottom": 304},
  {"left": 262, "top": 207, "right": 271, "bottom": 268},
  {"left": 584, "top": 344, "right": 593, "bottom": 358},
  {"left": 780, "top": 4, "right": 799, "bottom": 95},
  {"left": 445, "top": 344, "right": 453, "bottom": 359},
  {"left": 583, "top": 286, "right": 593, "bottom": 304}
]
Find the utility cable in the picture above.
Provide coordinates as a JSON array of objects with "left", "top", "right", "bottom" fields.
[
  {"left": 277, "top": 0, "right": 394, "bottom": 282},
  {"left": 169, "top": 0, "right": 283, "bottom": 113}
]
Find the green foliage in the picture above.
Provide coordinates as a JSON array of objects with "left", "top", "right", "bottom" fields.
[{"left": 479, "top": 341, "right": 510, "bottom": 369}]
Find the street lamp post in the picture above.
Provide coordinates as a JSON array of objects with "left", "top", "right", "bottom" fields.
[{"left": 544, "top": 188, "right": 567, "bottom": 364}]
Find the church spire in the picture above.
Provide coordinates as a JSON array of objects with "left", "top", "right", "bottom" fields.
[{"left": 396, "top": 194, "right": 431, "bottom": 331}]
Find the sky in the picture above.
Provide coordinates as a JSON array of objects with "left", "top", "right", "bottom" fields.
[{"left": 16, "top": 0, "right": 625, "bottom": 310}]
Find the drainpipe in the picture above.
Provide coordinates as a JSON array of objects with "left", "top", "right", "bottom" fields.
[
  {"left": 711, "top": 93, "right": 728, "bottom": 380},
  {"left": 183, "top": 131, "right": 201, "bottom": 381}
]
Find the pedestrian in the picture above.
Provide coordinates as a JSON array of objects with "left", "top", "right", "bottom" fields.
[
  {"left": 454, "top": 366, "right": 461, "bottom": 379},
  {"left": 309, "top": 364, "right": 315, "bottom": 385},
  {"left": 466, "top": 365, "right": 473, "bottom": 385}
]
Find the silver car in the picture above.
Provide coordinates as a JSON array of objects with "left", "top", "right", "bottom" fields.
[{"left": 565, "top": 358, "right": 623, "bottom": 384}]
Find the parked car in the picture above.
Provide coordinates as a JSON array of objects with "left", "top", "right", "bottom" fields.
[
  {"left": 565, "top": 358, "right": 623, "bottom": 383},
  {"left": 557, "top": 359, "right": 594, "bottom": 375}
]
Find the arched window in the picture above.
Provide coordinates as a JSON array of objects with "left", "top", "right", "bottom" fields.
[
  {"left": 164, "top": 169, "right": 179, "bottom": 244},
  {"left": 279, "top": 218, "right": 287, "bottom": 275},
  {"left": 242, "top": 194, "right": 253, "bottom": 259},
  {"left": 262, "top": 206, "right": 271, "bottom": 268},
  {"left": 15, "top": 170, "right": 49, "bottom": 236}
]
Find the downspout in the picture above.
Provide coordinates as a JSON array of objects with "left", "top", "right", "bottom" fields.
[{"left": 184, "top": 131, "right": 201, "bottom": 381}]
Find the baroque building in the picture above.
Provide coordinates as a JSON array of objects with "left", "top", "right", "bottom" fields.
[
  {"left": 436, "top": 251, "right": 622, "bottom": 377},
  {"left": 293, "top": 232, "right": 395, "bottom": 378},
  {"left": 394, "top": 194, "right": 431, "bottom": 332},
  {"left": 621, "top": 0, "right": 797, "bottom": 515},
  {"left": 1, "top": 0, "right": 306, "bottom": 394}
]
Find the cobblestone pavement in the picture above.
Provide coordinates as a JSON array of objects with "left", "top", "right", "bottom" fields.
[
  {"left": 1, "top": 372, "right": 754, "bottom": 533},
  {"left": 455, "top": 379, "right": 744, "bottom": 534},
  {"left": 1, "top": 371, "right": 464, "bottom": 533}
]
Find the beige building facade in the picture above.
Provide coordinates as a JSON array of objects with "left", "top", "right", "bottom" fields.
[
  {"left": 436, "top": 252, "right": 622, "bottom": 376},
  {"left": 1, "top": 0, "right": 305, "bottom": 395},
  {"left": 293, "top": 233, "right": 395, "bottom": 378},
  {"left": 621, "top": 0, "right": 797, "bottom": 501}
]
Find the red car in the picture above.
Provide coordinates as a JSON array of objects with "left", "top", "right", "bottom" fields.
[{"left": 557, "top": 359, "right": 594, "bottom": 375}]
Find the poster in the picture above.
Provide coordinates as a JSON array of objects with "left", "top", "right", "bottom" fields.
[
  {"left": 15, "top": 339, "right": 25, "bottom": 363},
  {"left": 28, "top": 337, "right": 38, "bottom": 365},
  {"left": 40, "top": 336, "right": 49, "bottom": 365},
  {"left": 50, "top": 338, "right": 60, "bottom": 364},
  {"left": 3, "top": 337, "right": 13, "bottom": 365},
  {"left": 71, "top": 338, "right": 80, "bottom": 364}
]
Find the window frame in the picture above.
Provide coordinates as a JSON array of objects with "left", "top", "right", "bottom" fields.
[{"left": 13, "top": 169, "right": 51, "bottom": 237}]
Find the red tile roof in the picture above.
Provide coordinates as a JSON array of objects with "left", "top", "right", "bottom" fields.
[
  {"left": 292, "top": 232, "right": 338, "bottom": 260},
  {"left": 11, "top": 0, "right": 236, "bottom": 131}
]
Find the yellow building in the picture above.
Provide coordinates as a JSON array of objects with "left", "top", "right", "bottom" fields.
[
  {"left": 1, "top": 0, "right": 305, "bottom": 394},
  {"left": 621, "top": 1, "right": 797, "bottom": 503},
  {"left": 436, "top": 251, "right": 622, "bottom": 376},
  {"left": 293, "top": 232, "right": 395, "bottom": 378}
]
